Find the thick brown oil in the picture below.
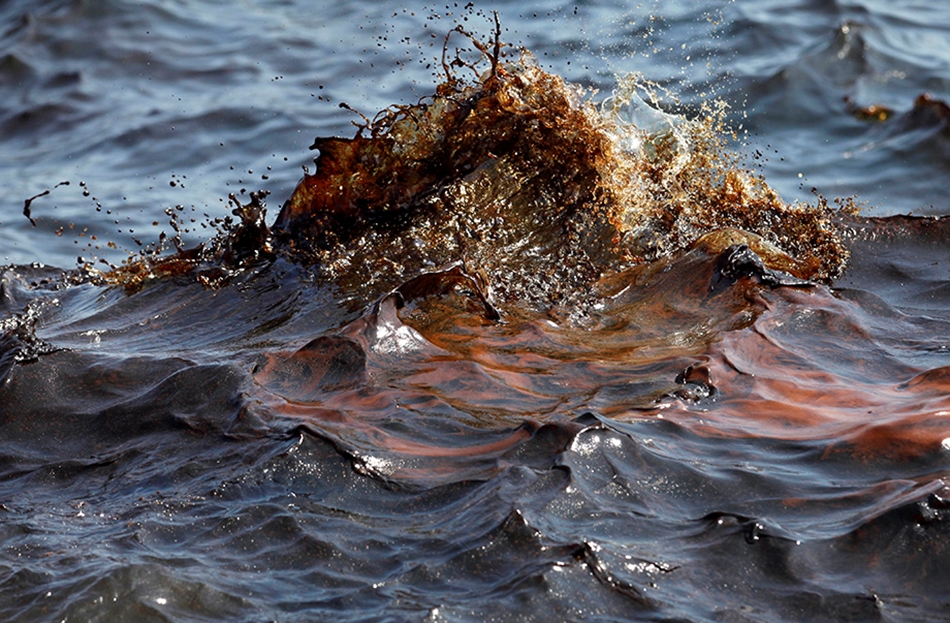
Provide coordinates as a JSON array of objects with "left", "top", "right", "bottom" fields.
[{"left": 274, "top": 37, "right": 849, "bottom": 311}]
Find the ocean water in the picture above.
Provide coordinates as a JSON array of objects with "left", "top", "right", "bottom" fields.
[{"left": 2, "top": 1, "right": 950, "bottom": 621}]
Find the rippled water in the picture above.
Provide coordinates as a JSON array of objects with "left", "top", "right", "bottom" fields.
[{"left": 3, "top": 1, "right": 950, "bottom": 621}]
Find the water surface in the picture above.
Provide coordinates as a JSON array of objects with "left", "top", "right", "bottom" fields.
[{"left": 2, "top": 1, "right": 950, "bottom": 621}]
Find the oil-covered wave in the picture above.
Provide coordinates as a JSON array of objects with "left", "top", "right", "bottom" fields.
[
  {"left": 3, "top": 26, "right": 950, "bottom": 623},
  {"left": 273, "top": 29, "right": 849, "bottom": 310},
  {"left": 96, "top": 26, "right": 851, "bottom": 311}
]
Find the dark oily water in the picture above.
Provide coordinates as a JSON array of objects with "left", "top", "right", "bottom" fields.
[{"left": 3, "top": 2, "right": 950, "bottom": 623}]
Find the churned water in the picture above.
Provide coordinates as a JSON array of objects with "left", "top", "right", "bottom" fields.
[{"left": 2, "top": 1, "right": 950, "bottom": 621}]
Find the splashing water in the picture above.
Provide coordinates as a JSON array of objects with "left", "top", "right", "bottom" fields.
[{"left": 273, "top": 29, "right": 849, "bottom": 312}]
